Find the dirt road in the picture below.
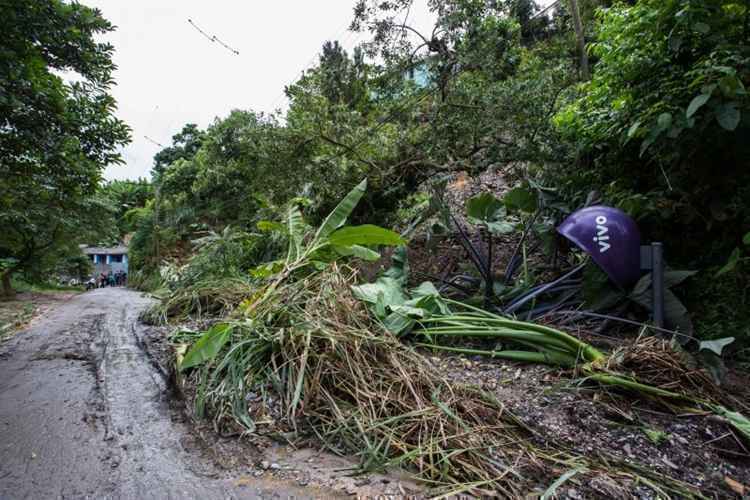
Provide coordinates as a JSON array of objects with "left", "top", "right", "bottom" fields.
[{"left": 0, "top": 288, "right": 318, "bottom": 499}]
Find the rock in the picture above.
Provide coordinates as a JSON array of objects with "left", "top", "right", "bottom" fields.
[
  {"left": 269, "top": 462, "right": 281, "bottom": 470},
  {"left": 673, "top": 434, "right": 689, "bottom": 445},
  {"left": 260, "top": 460, "right": 270, "bottom": 470}
]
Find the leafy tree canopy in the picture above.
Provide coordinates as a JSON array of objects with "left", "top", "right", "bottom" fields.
[{"left": 0, "top": 0, "right": 130, "bottom": 297}]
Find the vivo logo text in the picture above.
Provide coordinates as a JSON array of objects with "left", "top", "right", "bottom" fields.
[{"left": 592, "top": 215, "right": 611, "bottom": 253}]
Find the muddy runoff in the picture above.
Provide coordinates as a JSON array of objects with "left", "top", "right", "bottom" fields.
[{"left": 0, "top": 288, "right": 341, "bottom": 498}]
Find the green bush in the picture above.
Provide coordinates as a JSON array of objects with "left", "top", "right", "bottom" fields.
[{"left": 553, "top": 0, "right": 750, "bottom": 265}]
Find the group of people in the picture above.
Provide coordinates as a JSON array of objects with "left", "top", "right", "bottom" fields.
[{"left": 86, "top": 270, "right": 127, "bottom": 290}]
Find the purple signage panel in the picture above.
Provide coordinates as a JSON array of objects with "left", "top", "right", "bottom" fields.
[{"left": 557, "top": 205, "right": 641, "bottom": 288}]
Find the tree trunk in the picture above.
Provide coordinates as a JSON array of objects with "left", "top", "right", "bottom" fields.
[
  {"left": 569, "top": 0, "right": 590, "bottom": 80},
  {"left": 1, "top": 271, "right": 15, "bottom": 301}
]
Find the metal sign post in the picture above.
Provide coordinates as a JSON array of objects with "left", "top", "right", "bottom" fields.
[{"left": 640, "top": 242, "right": 665, "bottom": 329}]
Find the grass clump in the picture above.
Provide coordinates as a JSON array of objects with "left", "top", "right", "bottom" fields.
[
  {"left": 176, "top": 264, "right": 713, "bottom": 497},
  {"left": 214, "top": 267, "right": 543, "bottom": 493},
  {"left": 142, "top": 275, "right": 256, "bottom": 325}
]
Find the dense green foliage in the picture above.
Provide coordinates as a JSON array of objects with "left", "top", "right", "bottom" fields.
[
  {"left": 125, "top": 0, "right": 748, "bottom": 350},
  {"left": 0, "top": 0, "right": 130, "bottom": 297},
  {"left": 555, "top": 0, "right": 750, "bottom": 263}
]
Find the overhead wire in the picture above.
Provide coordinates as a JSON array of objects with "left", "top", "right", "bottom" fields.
[
  {"left": 165, "top": 7, "right": 438, "bottom": 170},
  {"left": 144, "top": 135, "right": 165, "bottom": 148},
  {"left": 188, "top": 18, "right": 240, "bottom": 55}
]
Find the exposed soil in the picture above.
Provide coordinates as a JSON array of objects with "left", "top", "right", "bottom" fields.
[{"left": 416, "top": 348, "right": 750, "bottom": 498}]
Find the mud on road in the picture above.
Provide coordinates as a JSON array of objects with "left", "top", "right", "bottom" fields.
[{"left": 0, "top": 288, "right": 329, "bottom": 499}]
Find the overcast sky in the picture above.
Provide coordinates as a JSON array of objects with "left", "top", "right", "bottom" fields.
[{"left": 80, "top": 1, "right": 435, "bottom": 181}]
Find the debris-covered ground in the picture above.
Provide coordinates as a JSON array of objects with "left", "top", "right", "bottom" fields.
[
  {"left": 142, "top": 315, "right": 750, "bottom": 498},
  {"left": 141, "top": 322, "right": 424, "bottom": 497},
  {"left": 420, "top": 349, "right": 750, "bottom": 498}
]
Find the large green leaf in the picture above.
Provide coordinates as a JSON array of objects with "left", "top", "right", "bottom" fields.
[
  {"left": 716, "top": 102, "right": 741, "bottom": 131},
  {"left": 711, "top": 405, "right": 750, "bottom": 443},
  {"left": 407, "top": 293, "right": 451, "bottom": 316},
  {"left": 286, "top": 206, "right": 305, "bottom": 262},
  {"left": 382, "top": 245, "right": 409, "bottom": 285},
  {"left": 375, "top": 281, "right": 451, "bottom": 335},
  {"left": 663, "top": 289, "right": 693, "bottom": 337},
  {"left": 351, "top": 277, "right": 406, "bottom": 306},
  {"left": 583, "top": 261, "right": 624, "bottom": 310},
  {"left": 466, "top": 193, "right": 515, "bottom": 234},
  {"left": 314, "top": 179, "right": 367, "bottom": 243},
  {"left": 686, "top": 93, "right": 711, "bottom": 118},
  {"left": 663, "top": 269, "right": 697, "bottom": 288},
  {"left": 328, "top": 224, "right": 405, "bottom": 247},
  {"left": 657, "top": 112, "right": 672, "bottom": 130},
  {"left": 411, "top": 281, "right": 441, "bottom": 298},
  {"left": 180, "top": 323, "right": 233, "bottom": 371},
  {"left": 352, "top": 276, "right": 448, "bottom": 336},
  {"left": 699, "top": 337, "right": 734, "bottom": 356},
  {"left": 629, "top": 281, "right": 693, "bottom": 337},
  {"left": 503, "top": 186, "right": 538, "bottom": 213},
  {"left": 715, "top": 247, "right": 741, "bottom": 277},
  {"left": 383, "top": 311, "right": 416, "bottom": 336},
  {"left": 466, "top": 192, "right": 504, "bottom": 222},
  {"left": 332, "top": 244, "right": 381, "bottom": 261},
  {"left": 718, "top": 74, "right": 746, "bottom": 98},
  {"left": 629, "top": 269, "right": 696, "bottom": 297}
]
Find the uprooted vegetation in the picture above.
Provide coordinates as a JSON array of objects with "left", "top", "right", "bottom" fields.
[
  {"left": 139, "top": 181, "right": 750, "bottom": 497},
  {"left": 114, "top": 0, "right": 750, "bottom": 496}
]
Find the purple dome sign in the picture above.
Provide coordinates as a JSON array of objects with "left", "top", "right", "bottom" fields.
[{"left": 557, "top": 205, "right": 641, "bottom": 288}]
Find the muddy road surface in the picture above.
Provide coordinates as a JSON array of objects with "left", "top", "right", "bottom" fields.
[{"left": 0, "top": 288, "right": 322, "bottom": 499}]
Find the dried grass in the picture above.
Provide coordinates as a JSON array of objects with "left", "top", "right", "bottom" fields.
[
  {"left": 266, "top": 267, "right": 545, "bottom": 495},
  {"left": 609, "top": 336, "right": 749, "bottom": 413},
  {"left": 142, "top": 277, "right": 256, "bottom": 324},
  {"left": 175, "top": 265, "right": 708, "bottom": 497}
]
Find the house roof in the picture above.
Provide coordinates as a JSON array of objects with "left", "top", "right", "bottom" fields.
[{"left": 82, "top": 245, "right": 128, "bottom": 255}]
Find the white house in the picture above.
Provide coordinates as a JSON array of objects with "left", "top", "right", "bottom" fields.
[{"left": 81, "top": 245, "right": 128, "bottom": 275}]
